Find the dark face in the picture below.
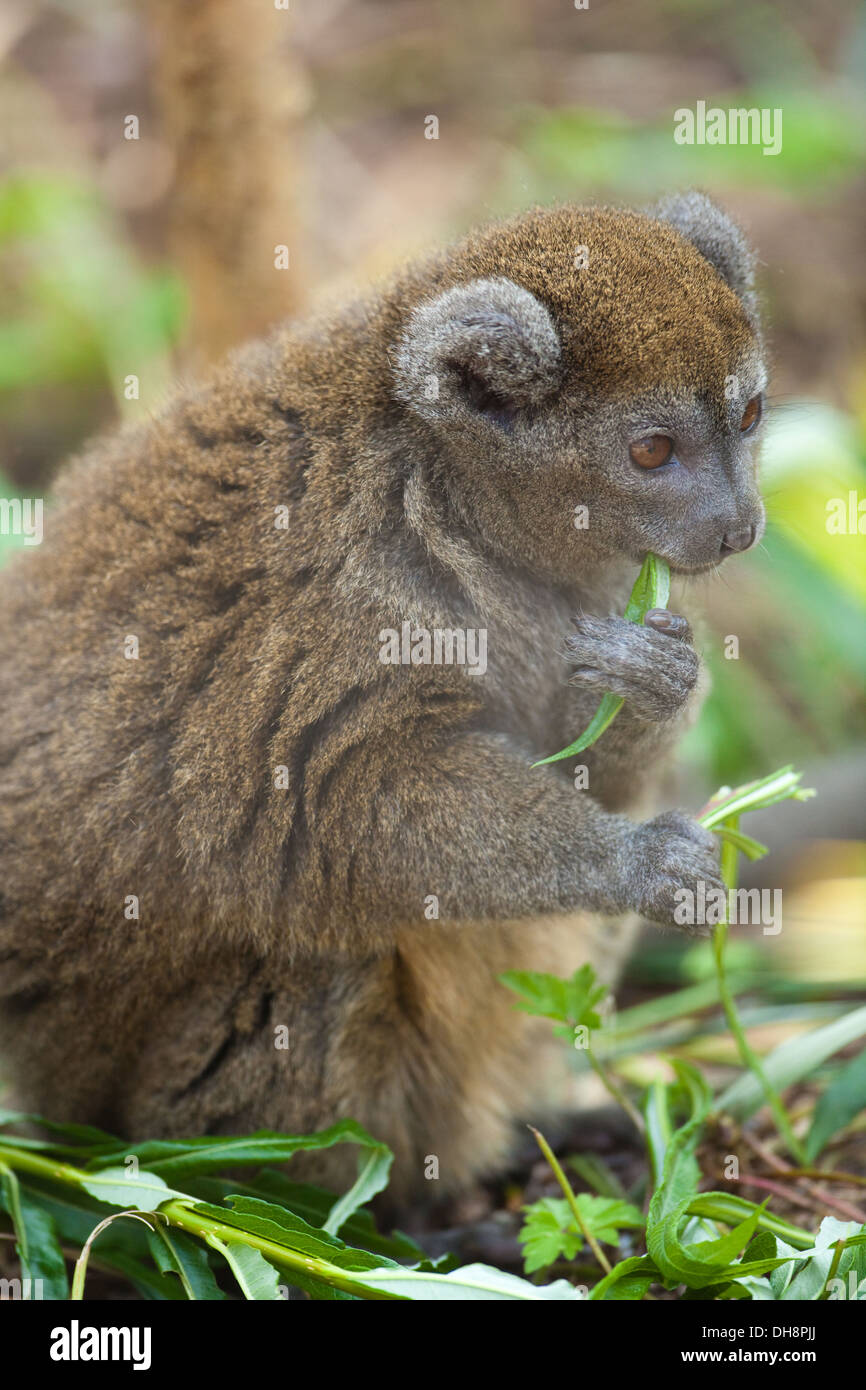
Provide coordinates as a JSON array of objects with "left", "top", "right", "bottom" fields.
[
  {"left": 561, "top": 364, "right": 768, "bottom": 575},
  {"left": 392, "top": 201, "right": 767, "bottom": 585}
]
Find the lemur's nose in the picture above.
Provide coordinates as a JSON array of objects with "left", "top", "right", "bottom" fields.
[{"left": 720, "top": 523, "right": 756, "bottom": 555}]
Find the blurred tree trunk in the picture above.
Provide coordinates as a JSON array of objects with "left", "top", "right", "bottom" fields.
[{"left": 149, "top": 0, "right": 306, "bottom": 364}]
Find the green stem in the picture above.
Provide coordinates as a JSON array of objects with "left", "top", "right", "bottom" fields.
[
  {"left": 818, "top": 1239, "right": 846, "bottom": 1300},
  {"left": 529, "top": 1126, "right": 612, "bottom": 1276},
  {"left": 0, "top": 1142, "right": 401, "bottom": 1301},
  {"left": 685, "top": 1194, "right": 815, "bottom": 1249},
  {"left": 710, "top": 816, "right": 807, "bottom": 1164},
  {"left": 586, "top": 1045, "right": 646, "bottom": 1135},
  {"left": 161, "top": 1200, "right": 398, "bottom": 1299},
  {"left": 71, "top": 1211, "right": 156, "bottom": 1300},
  {"left": 0, "top": 1145, "right": 88, "bottom": 1188}
]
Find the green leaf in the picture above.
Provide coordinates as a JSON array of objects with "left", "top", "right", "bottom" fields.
[
  {"left": 0, "top": 1165, "right": 69, "bottom": 1298},
  {"left": 743, "top": 1230, "right": 779, "bottom": 1266},
  {"left": 79, "top": 1166, "right": 186, "bottom": 1212},
  {"left": 623, "top": 550, "right": 671, "bottom": 621},
  {"left": 18, "top": 1178, "right": 150, "bottom": 1250},
  {"left": 687, "top": 1193, "right": 814, "bottom": 1250},
  {"left": 647, "top": 1063, "right": 709, "bottom": 1212},
  {"left": 519, "top": 1194, "right": 644, "bottom": 1274},
  {"left": 805, "top": 1049, "right": 866, "bottom": 1161},
  {"left": 575, "top": 1194, "right": 645, "bottom": 1244},
  {"left": 711, "top": 824, "right": 770, "bottom": 861},
  {"left": 321, "top": 1140, "right": 392, "bottom": 1236},
  {"left": 532, "top": 694, "right": 625, "bottom": 766},
  {"left": 87, "top": 1119, "right": 390, "bottom": 1185},
  {"left": 566, "top": 1153, "right": 628, "bottom": 1200},
  {"left": 0, "top": 1110, "right": 117, "bottom": 1148},
  {"left": 519, "top": 1198, "right": 583, "bottom": 1273},
  {"left": 146, "top": 1226, "right": 226, "bottom": 1301},
  {"left": 499, "top": 963, "right": 608, "bottom": 1031},
  {"left": 351, "top": 1262, "right": 585, "bottom": 1300},
  {"left": 644, "top": 1078, "right": 675, "bottom": 1188},
  {"left": 769, "top": 1220, "right": 866, "bottom": 1301},
  {"left": 717, "top": 1006, "right": 866, "bottom": 1120},
  {"left": 206, "top": 1236, "right": 282, "bottom": 1300},
  {"left": 645, "top": 1064, "right": 789, "bottom": 1289},
  {"left": 190, "top": 1197, "right": 401, "bottom": 1273},
  {"left": 697, "top": 766, "right": 816, "bottom": 829},
  {"left": 532, "top": 551, "right": 670, "bottom": 764},
  {"left": 588, "top": 1255, "right": 660, "bottom": 1301},
  {"left": 97, "top": 1247, "right": 188, "bottom": 1301},
  {"left": 187, "top": 1170, "right": 422, "bottom": 1260}
]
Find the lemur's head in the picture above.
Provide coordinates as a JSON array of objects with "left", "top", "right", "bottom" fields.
[{"left": 393, "top": 193, "right": 766, "bottom": 581}]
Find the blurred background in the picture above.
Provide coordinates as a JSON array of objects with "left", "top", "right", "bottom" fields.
[{"left": 0, "top": 0, "right": 863, "bottom": 1015}]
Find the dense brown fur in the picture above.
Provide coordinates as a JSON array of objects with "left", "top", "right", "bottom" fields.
[{"left": 0, "top": 199, "right": 766, "bottom": 1201}]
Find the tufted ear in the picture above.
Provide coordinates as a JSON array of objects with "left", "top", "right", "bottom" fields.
[
  {"left": 393, "top": 277, "right": 562, "bottom": 429},
  {"left": 653, "top": 191, "right": 758, "bottom": 320}
]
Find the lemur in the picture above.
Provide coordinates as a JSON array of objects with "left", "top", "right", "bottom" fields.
[{"left": 0, "top": 193, "right": 766, "bottom": 1201}]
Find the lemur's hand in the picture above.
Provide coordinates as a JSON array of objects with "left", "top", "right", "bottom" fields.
[
  {"left": 626, "top": 811, "right": 723, "bottom": 934},
  {"left": 565, "top": 609, "right": 699, "bottom": 722}
]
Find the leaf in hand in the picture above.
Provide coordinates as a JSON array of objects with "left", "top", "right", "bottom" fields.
[{"left": 533, "top": 551, "right": 671, "bottom": 765}]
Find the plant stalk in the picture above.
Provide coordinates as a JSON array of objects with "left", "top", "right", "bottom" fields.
[
  {"left": 0, "top": 1142, "right": 401, "bottom": 1301},
  {"left": 710, "top": 816, "right": 807, "bottom": 1164},
  {"left": 529, "top": 1126, "right": 613, "bottom": 1276},
  {"left": 586, "top": 1045, "right": 646, "bottom": 1135}
]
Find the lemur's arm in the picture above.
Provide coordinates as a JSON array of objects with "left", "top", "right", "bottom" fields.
[{"left": 312, "top": 723, "right": 721, "bottom": 937}]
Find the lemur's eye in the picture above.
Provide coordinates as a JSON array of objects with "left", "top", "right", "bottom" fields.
[
  {"left": 629, "top": 435, "right": 674, "bottom": 469},
  {"left": 740, "top": 395, "right": 762, "bottom": 433}
]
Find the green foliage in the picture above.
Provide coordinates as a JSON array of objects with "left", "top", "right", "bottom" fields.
[
  {"left": 146, "top": 1226, "right": 226, "bottom": 1302},
  {"left": 717, "top": 1006, "right": 866, "bottom": 1121},
  {"left": 350, "top": 1263, "right": 584, "bottom": 1300},
  {"left": 643, "top": 1064, "right": 787, "bottom": 1289},
  {"left": 587, "top": 1066, "right": 865, "bottom": 1301},
  {"left": 0, "top": 1115, "right": 573, "bottom": 1301},
  {"left": 79, "top": 1167, "right": 186, "bottom": 1211},
  {"left": 0, "top": 174, "right": 183, "bottom": 403},
  {"left": 500, "top": 962, "right": 608, "bottom": 1042},
  {"left": 204, "top": 1239, "right": 283, "bottom": 1302},
  {"left": 0, "top": 1163, "right": 68, "bottom": 1298},
  {"left": 696, "top": 765, "right": 816, "bottom": 829},
  {"left": 499, "top": 769, "right": 866, "bottom": 1300},
  {"left": 806, "top": 1050, "right": 866, "bottom": 1163},
  {"left": 500, "top": 91, "right": 865, "bottom": 209},
  {"left": 519, "top": 1195, "right": 644, "bottom": 1274}
]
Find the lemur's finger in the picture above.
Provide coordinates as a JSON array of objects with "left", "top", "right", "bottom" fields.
[{"left": 643, "top": 608, "right": 691, "bottom": 641}]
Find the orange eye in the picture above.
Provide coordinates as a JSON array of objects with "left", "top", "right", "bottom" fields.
[
  {"left": 740, "top": 395, "right": 762, "bottom": 433},
  {"left": 629, "top": 435, "right": 674, "bottom": 469}
]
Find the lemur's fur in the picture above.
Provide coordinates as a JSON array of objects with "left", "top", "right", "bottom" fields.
[{"left": 0, "top": 195, "right": 766, "bottom": 1201}]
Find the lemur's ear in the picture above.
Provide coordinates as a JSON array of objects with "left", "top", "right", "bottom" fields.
[
  {"left": 653, "top": 191, "right": 758, "bottom": 319},
  {"left": 394, "top": 277, "right": 561, "bottom": 428}
]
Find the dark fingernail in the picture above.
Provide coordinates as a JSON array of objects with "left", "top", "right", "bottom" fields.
[{"left": 645, "top": 608, "right": 689, "bottom": 639}]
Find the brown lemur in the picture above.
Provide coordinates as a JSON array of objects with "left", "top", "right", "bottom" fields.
[{"left": 0, "top": 194, "right": 766, "bottom": 1203}]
